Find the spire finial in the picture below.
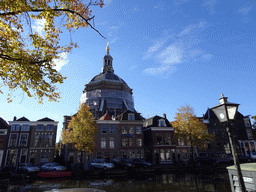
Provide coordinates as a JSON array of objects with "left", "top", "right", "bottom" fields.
[{"left": 106, "top": 40, "right": 110, "bottom": 55}]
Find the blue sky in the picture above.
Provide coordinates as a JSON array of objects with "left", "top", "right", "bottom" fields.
[{"left": 1, "top": 0, "right": 256, "bottom": 142}]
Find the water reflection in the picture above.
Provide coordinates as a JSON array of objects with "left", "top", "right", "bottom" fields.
[{"left": 0, "top": 172, "right": 231, "bottom": 192}]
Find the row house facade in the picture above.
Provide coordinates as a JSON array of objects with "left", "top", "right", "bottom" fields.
[
  {"left": 61, "top": 110, "right": 144, "bottom": 165},
  {"left": 2, "top": 116, "right": 58, "bottom": 167},
  {"left": 199, "top": 95, "right": 255, "bottom": 157},
  {"left": 0, "top": 118, "right": 9, "bottom": 167},
  {"left": 143, "top": 114, "right": 196, "bottom": 164}
]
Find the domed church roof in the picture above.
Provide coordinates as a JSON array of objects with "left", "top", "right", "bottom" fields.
[{"left": 89, "top": 72, "right": 128, "bottom": 85}]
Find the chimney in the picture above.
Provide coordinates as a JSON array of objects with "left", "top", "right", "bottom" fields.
[
  {"left": 163, "top": 113, "right": 166, "bottom": 119},
  {"left": 13, "top": 116, "right": 17, "bottom": 121}
]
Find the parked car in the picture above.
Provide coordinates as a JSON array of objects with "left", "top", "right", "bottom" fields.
[
  {"left": 41, "top": 162, "right": 66, "bottom": 172},
  {"left": 194, "top": 156, "right": 218, "bottom": 166},
  {"left": 112, "top": 158, "right": 134, "bottom": 169},
  {"left": 130, "top": 158, "right": 152, "bottom": 169},
  {"left": 215, "top": 154, "right": 233, "bottom": 164},
  {"left": 90, "top": 159, "right": 115, "bottom": 170},
  {"left": 17, "top": 163, "right": 40, "bottom": 174}
]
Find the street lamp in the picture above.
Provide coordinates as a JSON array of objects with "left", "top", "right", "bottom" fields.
[{"left": 211, "top": 94, "right": 246, "bottom": 192}]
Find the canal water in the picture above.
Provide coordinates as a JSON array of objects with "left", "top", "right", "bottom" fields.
[{"left": 0, "top": 171, "right": 231, "bottom": 192}]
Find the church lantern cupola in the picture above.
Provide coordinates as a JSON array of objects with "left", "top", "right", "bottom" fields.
[{"left": 102, "top": 41, "right": 114, "bottom": 73}]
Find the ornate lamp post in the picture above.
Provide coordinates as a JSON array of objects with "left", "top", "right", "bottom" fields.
[{"left": 211, "top": 94, "right": 246, "bottom": 192}]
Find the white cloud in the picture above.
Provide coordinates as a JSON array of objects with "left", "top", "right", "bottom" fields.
[
  {"left": 202, "top": 0, "right": 217, "bottom": 14},
  {"left": 103, "top": 0, "right": 112, "bottom": 7},
  {"left": 143, "top": 21, "right": 212, "bottom": 76},
  {"left": 32, "top": 19, "right": 46, "bottom": 35},
  {"left": 239, "top": 3, "right": 253, "bottom": 15},
  {"left": 52, "top": 52, "right": 69, "bottom": 71},
  {"left": 178, "top": 21, "right": 206, "bottom": 36},
  {"left": 143, "top": 39, "right": 166, "bottom": 59}
]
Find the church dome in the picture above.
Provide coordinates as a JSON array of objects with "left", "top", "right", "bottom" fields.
[
  {"left": 80, "top": 42, "right": 134, "bottom": 119},
  {"left": 89, "top": 73, "right": 128, "bottom": 85}
]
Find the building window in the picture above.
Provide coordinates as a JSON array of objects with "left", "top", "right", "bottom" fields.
[
  {"left": 129, "top": 138, "right": 135, "bottom": 147},
  {"left": 109, "top": 137, "right": 114, "bottom": 149},
  {"left": 178, "top": 138, "right": 184, "bottom": 146},
  {"left": 20, "top": 149, "right": 28, "bottom": 163},
  {"left": 21, "top": 124, "right": 30, "bottom": 131},
  {"left": 109, "top": 125, "right": 115, "bottom": 134},
  {"left": 6, "top": 149, "right": 18, "bottom": 165},
  {"left": 36, "top": 124, "right": 44, "bottom": 131},
  {"left": 8, "top": 133, "right": 18, "bottom": 147},
  {"left": 164, "top": 133, "right": 172, "bottom": 145},
  {"left": 29, "top": 151, "right": 36, "bottom": 164},
  {"left": 19, "top": 133, "right": 28, "bottom": 147},
  {"left": 129, "top": 127, "right": 134, "bottom": 134},
  {"left": 101, "top": 126, "right": 106, "bottom": 134},
  {"left": 137, "top": 138, "right": 142, "bottom": 147},
  {"left": 11, "top": 124, "right": 20, "bottom": 131},
  {"left": 156, "top": 133, "right": 163, "bottom": 145},
  {"left": 34, "top": 135, "right": 43, "bottom": 147},
  {"left": 122, "top": 127, "right": 128, "bottom": 134},
  {"left": 46, "top": 124, "right": 54, "bottom": 131},
  {"left": 45, "top": 135, "right": 53, "bottom": 147},
  {"left": 158, "top": 119, "right": 166, "bottom": 127},
  {"left": 136, "top": 127, "right": 141, "bottom": 134},
  {"left": 128, "top": 114, "right": 135, "bottom": 121},
  {"left": 96, "top": 152, "right": 102, "bottom": 159},
  {"left": 101, "top": 137, "right": 106, "bottom": 149},
  {"left": 0, "top": 130, "right": 7, "bottom": 135},
  {"left": 122, "top": 138, "right": 128, "bottom": 147}
]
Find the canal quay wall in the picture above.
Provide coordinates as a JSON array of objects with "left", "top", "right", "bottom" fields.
[{"left": 71, "top": 163, "right": 229, "bottom": 180}]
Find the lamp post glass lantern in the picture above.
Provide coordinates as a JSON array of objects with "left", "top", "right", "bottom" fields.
[{"left": 211, "top": 94, "right": 246, "bottom": 192}]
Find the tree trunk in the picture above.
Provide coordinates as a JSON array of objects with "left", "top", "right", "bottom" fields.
[{"left": 80, "top": 151, "right": 83, "bottom": 169}]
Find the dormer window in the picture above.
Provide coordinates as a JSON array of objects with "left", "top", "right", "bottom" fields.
[
  {"left": 128, "top": 114, "right": 135, "bottom": 121},
  {"left": 158, "top": 119, "right": 166, "bottom": 127}
]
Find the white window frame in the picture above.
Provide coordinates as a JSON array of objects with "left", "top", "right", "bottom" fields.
[
  {"left": 101, "top": 126, "right": 106, "bottom": 134},
  {"left": 11, "top": 124, "right": 20, "bottom": 131},
  {"left": 136, "top": 127, "right": 141, "bottom": 134},
  {"left": 45, "top": 134, "right": 53, "bottom": 147},
  {"left": 109, "top": 125, "right": 115, "bottom": 134},
  {"left": 101, "top": 138, "right": 106, "bottom": 149},
  {"left": 46, "top": 124, "right": 54, "bottom": 131},
  {"left": 128, "top": 113, "right": 135, "bottom": 121},
  {"left": 36, "top": 124, "right": 44, "bottom": 131},
  {"left": 5, "top": 149, "right": 18, "bottom": 165},
  {"left": 122, "top": 127, "right": 128, "bottom": 134},
  {"left": 21, "top": 124, "right": 30, "bottom": 131},
  {"left": 137, "top": 138, "right": 142, "bottom": 147},
  {"left": 8, "top": 133, "right": 18, "bottom": 147},
  {"left": 109, "top": 137, "right": 115, "bottom": 149},
  {"left": 129, "top": 127, "right": 134, "bottom": 134},
  {"left": 0, "top": 130, "right": 7, "bottom": 135},
  {"left": 19, "top": 149, "right": 28, "bottom": 163},
  {"left": 158, "top": 119, "right": 166, "bottom": 127},
  {"left": 19, "top": 133, "right": 28, "bottom": 147}
]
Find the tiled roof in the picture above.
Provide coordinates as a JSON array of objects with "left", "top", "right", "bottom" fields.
[{"left": 99, "top": 113, "right": 112, "bottom": 120}]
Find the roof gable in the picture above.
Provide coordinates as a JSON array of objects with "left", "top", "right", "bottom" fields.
[
  {"left": 16, "top": 117, "right": 30, "bottom": 121},
  {"left": 37, "top": 117, "right": 54, "bottom": 122},
  {"left": 99, "top": 113, "right": 112, "bottom": 121}
]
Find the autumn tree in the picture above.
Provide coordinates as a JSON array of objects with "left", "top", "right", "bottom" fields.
[
  {"left": 0, "top": 0, "right": 104, "bottom": 103},
  {"left": 172, "top": 105, "right": 214, "bottom": 163},
  {"left": 62, "top": 104, "right": 97, "bottom": 167}
]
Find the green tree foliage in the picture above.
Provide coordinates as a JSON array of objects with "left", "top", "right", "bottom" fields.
[
  {"left": 172, "top": 105, "right": 214, "bottom": 160},
  {"left": 0, "top": 0, "right": 104, "bottom": 103},
  {"left": 62, "top": 104, "right": 97, "bottom": 156}
]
